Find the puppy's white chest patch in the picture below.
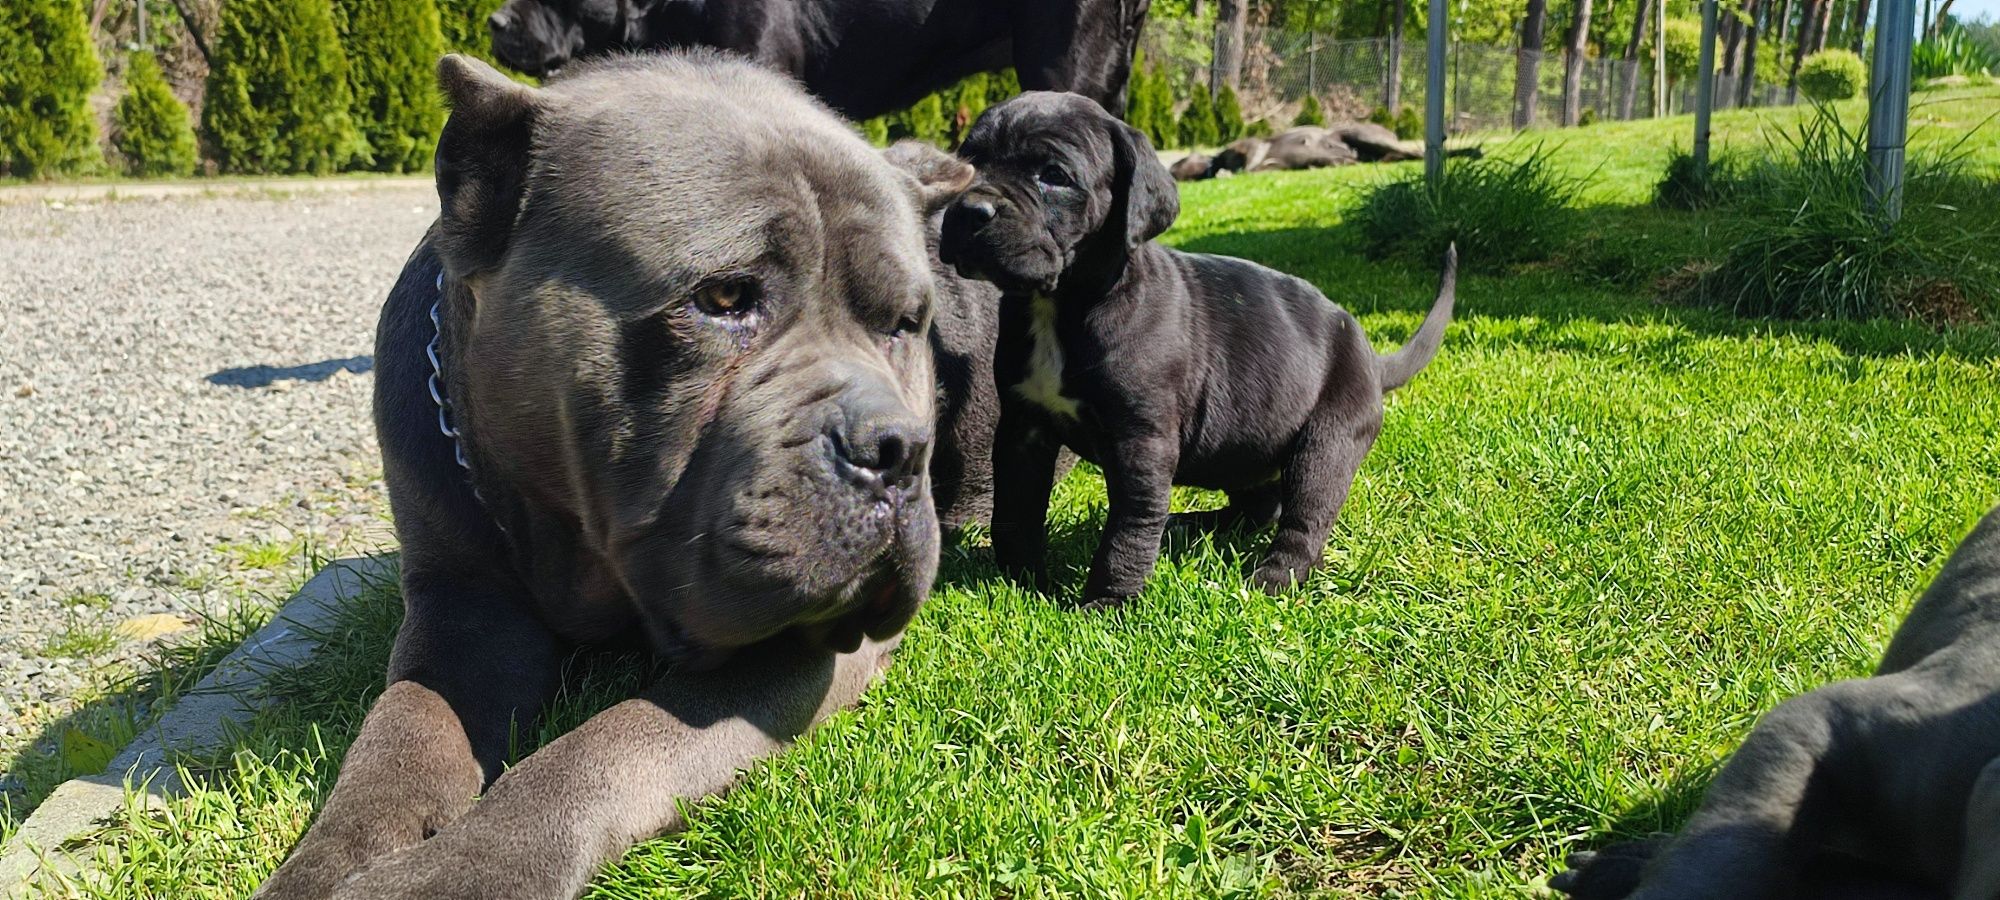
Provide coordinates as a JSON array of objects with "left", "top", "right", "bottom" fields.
[{"left": 1015, "top": 294, "right": 1082, "bottom": 419}]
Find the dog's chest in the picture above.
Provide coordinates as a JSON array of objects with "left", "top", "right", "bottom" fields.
[{"left": 1014, "top": 294, "right": 1083, "bottom": 419}]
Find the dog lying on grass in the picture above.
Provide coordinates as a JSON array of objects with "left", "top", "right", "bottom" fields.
[
  {"left": 1552, "top": 502, "right": 2000, "bottom": 900},
  {"left": 252, "top": 52, "right": 980, "bottom": 900},
  {"left": 937, "top": 91, "right": 1456, "bottom": 608}
]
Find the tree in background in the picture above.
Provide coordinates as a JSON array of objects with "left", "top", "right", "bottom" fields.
[
  {"left": 436, "top": 0, "right": 505, "bottom": 65},
  {"left": 1181, "top": 81, "right": 1220, "bottom": 146},
  {"left": 1796, "top": 47, "right": 1865, "bottom": 98},
  {"left": 1514, "top": 0, "right": 1551, "bottom": 128},
  {"left": 1295, "top": 92, "right": 1326, "bottom": 125},
  {"left": 114, "top": 51, "right": 199, "bottom": 176},
  {"left": 0, "top": 0, "right": 102, "bottom": 178},
  {"left": 1214, "top": 0, "right": 1248, "bottom": 92},
  {"left": 1561, "top": 0, "right": 1595, "bottom": 125},
  {"left": 1125, "top": 51, "right": 1180, "bottom": 149},
  {"left": 1214, "top": 82, "right": 1246, "bottom": 141},
  {"left": 336, "top": 0, "right": 446, "bottom": 172},
  {"left": 203, "top": 0, "right": 366, "bottom": 173},
  {"left": 1618, "top": 0, "right": 1656, "bottom": 118}
]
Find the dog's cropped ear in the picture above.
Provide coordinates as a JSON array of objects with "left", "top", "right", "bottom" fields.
[
  {"left": 1107, "top": 118, "right": 1180, "bottom": 247},
  {"left": 434, "top": 54, "right": 540, "bottom": 279},
  {"left": 881, "top": 140, "right": 976, "bottom": 214}
]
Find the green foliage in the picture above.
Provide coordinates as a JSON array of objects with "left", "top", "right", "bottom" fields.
[
  {"left": 1578, "top": 107, "right": 1598, "bottom": 126},
  {"left": 856, "top": 68, "right": 1020, "bottom": 147},
  {"left": 1663, "top": 18, "right": 1706, "bottom": 83},
  {"left": 1913, "top": 24, "right": 2000, "bottom": 80},
  {"left": 335, "top": 0, "right": 446, "bottom": 172},
  {"left": 1372, "top": 104, "right": 1424, "bottom": 139},
  {"left": 1180, "top": 81, "right": 1219, "bottom": 147},
  {"left": 202, "top": 0, "right": 368, "bottom": 174},
  {"left": 1243, "top": 118, "right": 1275, "bottom": 138},
  {"left": 1652, "top": 145, "right": 1748, "bottom": 209},
  {"left": 1213, "top": 83, "right": 1244, "bottom": 142},
  {"left": 1124, "top": 50, "right": 1180, "bottom": 150},
  {"left": 883, "top": 93, "right": 951, "bottom": 146},
  {"left": 113, "top": 52, "right": 199, "bottom": 177},
  {"left": 1797, "top": 49, "right": 1868, "bottom": 101},
  {"left": 1349, "top": 144, "right": 1584, "bottom": 272},
  {"left": 1293, "top": 93, "right": 1325, "bottom": 127},
  {"left": 435, "top": 0, "right": 504, "bottom": 65},
  {"left": 1694, "top": 107, "right": 2000, "bottom": 322},
  {"left": 0, "top": 0, "right": 102, "bottom": 179}
]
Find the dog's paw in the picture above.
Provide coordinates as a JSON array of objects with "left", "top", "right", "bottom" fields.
[
  {"left": 1547, "top": 838, "right": 1666, "bottom": 899},
  {"left": 1076, "top": 592, "right": 1131, "bottom": 612},
  {"left": 1249, "top": 562, "right": 1304, "bottom": 594}
]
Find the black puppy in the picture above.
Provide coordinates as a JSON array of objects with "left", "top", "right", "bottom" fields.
[
  {"left": 938, "top": 92, "right": 1456, "bottom": 607},
  {"left": 485, "top": 0, "right": 1151, "bottom": 117}
]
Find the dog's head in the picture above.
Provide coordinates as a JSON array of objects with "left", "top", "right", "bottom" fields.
[
  {"left": 431, "top": 53, "right": 972, "bottom": 666},
  {"left": 486, "top": 0, "right": 704, "bottom": 77},
  {"left": 938, "top": 92, "right": 1178, "bottom": 294}
]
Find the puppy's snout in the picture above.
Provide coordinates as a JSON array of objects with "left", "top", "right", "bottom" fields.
[
  {"left": 948, "top": 198, "right": 998, "bottom": 234},
  {"left": 829, "top": 391, "right": 930, "bottom": 497}
]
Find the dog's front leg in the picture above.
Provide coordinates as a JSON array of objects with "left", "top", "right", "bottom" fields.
[
  {"left": 1958, "top": 757, "right": 2000, "bottom": 900},
  {"left": 254, "top": 571, "right": 565, "bottom": 899},
  {"left": 324, "top": 633, "right": 899, "bottom": 900},
  {"left": 1081, "top": 432, "right": 1176, "bottom": 608},
  {"left": 990, "top": 403, "right": 1061, "bottom": 592}
]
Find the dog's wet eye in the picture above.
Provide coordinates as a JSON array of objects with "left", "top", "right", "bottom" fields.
[
  {"left": 1037, "top": 165, "right": 1075, "bottom": 189},
  {"left": 893, "top": 314, "right": 924, "bottom": 337},
  {"left": 693, "top": 279, "right": 761, "bottom": 317}
]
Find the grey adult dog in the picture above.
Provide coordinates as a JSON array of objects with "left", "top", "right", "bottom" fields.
[
  {"left": 485, "top": 0, "right": 1152, "bottom": 117},
  {"left": 252, "top": 52, "right": 982, "bottom": 900},
  {"left": 1552, "top": 503, "right": 2000, "bottom": 900},
  {"left": 936, "top": 92, "right": 1456, "bottom": 608}
]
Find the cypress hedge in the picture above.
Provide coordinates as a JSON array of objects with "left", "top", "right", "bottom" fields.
[
  {"left": 0, "top": 0, "right": 102, "bottom": 179},
  {"left": 1180, "top": 81, "right": 1218, "bottom": 148},
  {"left": 203, "top": 0, "right": 367, "bottom": 174},
  {"left": 336, "top": 0, "right": 446, "bottom": 172},
  {"left": 1214, "top": 83, "right": 1245, "bottom": 142},
  {"left": 113, "top": 52, "right": 199, "bottom": 177}
]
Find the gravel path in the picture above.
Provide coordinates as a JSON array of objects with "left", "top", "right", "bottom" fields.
[{"left": 0, "top": 187, "right": 434, "bottom": 759}]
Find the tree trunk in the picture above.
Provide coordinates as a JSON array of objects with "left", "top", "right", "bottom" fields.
[
  {"left": 1562, "top": 0, "right": 1594, "bottom": 124},
  {"left": 1721, "top": 2, "right": 1744, "bottom": 76},
  {"left": 1192, "top": 0, "right": 1207, "bottom": 19},
  {"left": 1386, "top": 0, "right": 1408, "bottom": 110},
  {"left": 1618, "top": 0, "right": 1654, "bottom": 117},
  {"left": 1850, "top": 0, "right": 1870, "bottom": 52},
  {"left": 1789, "top": 0, "right": 1822, "bottom": 99},
  {"left": 166, "top": 0, "right": 214, "bottom": 66},
  {"left": 1932, "top": 0, "right": 1956, "bottom": 37},
  {"left": 1738, "top": 0, "right": 1763, "bottom": 104},
  {"left": 1516, "top": 0, "right": 1549, "bottom": 128},
  {"left": 1815, "top": 0, "right": 1836, "bottom": 50},
  {"left": 1216, "top": 0, "right": 1248, "bottom": 91}
]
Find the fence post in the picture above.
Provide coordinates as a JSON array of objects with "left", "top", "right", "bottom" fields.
[
  {"left": 1694, "top": 0, "right": 1718, "bottom": 178},
  {"left": 1426, "top": 0, "right": 1447, "bottom": 184},
  {"left": 1867, "top": 0, "right": 1914, "bottom": 223},
  {"left": 1655, "top": 0, "right": 1668, "bottom": 116}
]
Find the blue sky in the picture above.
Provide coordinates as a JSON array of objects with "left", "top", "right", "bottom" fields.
[{"left": 1952, "top": 0, "right": 1999, "bottom": 24}]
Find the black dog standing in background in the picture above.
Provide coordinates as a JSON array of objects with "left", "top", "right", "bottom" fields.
[
  {"left": 938, "top": 92, "right": 1456, "bottom": 608},
  {"left": 485, "top": 0, "right": 1152, "bottom": 116}
]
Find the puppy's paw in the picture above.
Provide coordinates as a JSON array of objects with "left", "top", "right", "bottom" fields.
[
  {"left": 1076, "top": 592, "right": 1131, "bottom": 612},
  {"left": 1547, "top": 838, "right": 1666, "bottom": 899},
  {"left": 1249, "top": 562, "right": 1304, "bottom": 594}
]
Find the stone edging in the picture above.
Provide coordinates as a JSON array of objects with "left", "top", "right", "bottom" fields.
[
  {"left": 0, "top": 177, "right": 431, "bottom": 205},
  {"left": 0, "top": 556, "right": 395, "bottom": 897}
]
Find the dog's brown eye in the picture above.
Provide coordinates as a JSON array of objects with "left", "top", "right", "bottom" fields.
[
  {"left": 693, "top": 279, "right": 760, "bottom": 317},
  {"left": 1038, "top": 165, "right": 1075, "bottom": 189},
  {"left": 894, "top": 314, "right": 923, "bottom": 337}
]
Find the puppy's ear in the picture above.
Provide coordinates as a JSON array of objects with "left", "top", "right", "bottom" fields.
[
  {"left": 881, "top": 140, "right": 976, "bottom": 214},
  {"left": 1108, "top": 119, "right": 1180, "bottom": 246},
  {"left": 434, "top": 54, "right": 540, "bottom": 279}
]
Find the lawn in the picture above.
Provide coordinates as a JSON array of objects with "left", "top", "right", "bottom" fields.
[{"left": 17, "top": 89, "right": 2000, "bottom": 899}]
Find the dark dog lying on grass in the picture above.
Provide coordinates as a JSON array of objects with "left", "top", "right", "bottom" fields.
[
  {"left": 1552, "top": 502, "right": 2000, "bottom": 900},
  {"left": 252, "top": 52, "right": 981, "bottom": 900},
  {"left": 937, "top": 92, "right": 1456, "bottom": 608}
]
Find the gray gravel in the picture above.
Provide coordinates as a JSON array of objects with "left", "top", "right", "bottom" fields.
[{"left": 0, "top": 187, "right": 434, "bottom": 754}]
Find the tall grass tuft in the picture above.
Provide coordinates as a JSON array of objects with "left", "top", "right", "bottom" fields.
[
  {"left": 1694, "top": 105, "right": 2000, "bottom": 323},
  {"left": 1654, "top": 145, "right": 1748, "bottom": 209},
  {"left": 1349, "top": 144, "right": 1584, "bottom": 273}
]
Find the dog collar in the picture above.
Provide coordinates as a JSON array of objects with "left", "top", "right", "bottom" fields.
[{"left": 427, "top": 272, "right": 496, "bottom": 518}]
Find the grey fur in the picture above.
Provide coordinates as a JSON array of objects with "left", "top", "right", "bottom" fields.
[
  {"left": 252, "top": 52, "right": 982, "bottom": 900},
  {"left": 936, "top": 92, "right": 1455, "bottom": 607},
  {"left": 1552, "top": 502, "right": 2000, "bottom": 900}
]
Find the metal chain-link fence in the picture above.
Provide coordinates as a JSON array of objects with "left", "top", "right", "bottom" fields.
[{"left": 1139, "top": 19, "right": 1802, "bottom": 134}]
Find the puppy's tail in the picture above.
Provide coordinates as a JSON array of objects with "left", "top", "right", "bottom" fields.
[{"left": 1376, "top": 244, "right": 1457, "bottom": 392}]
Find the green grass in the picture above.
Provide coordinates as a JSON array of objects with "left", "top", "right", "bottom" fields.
[{"left": 14, "top": 91, "right": 2000, "bottom": 898}]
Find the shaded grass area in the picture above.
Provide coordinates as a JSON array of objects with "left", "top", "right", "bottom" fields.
[{"left": 17, "top": 91, "right": 2000, "bottom": 898}]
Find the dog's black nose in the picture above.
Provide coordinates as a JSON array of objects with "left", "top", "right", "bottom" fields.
[
  {"left": 953, "top": 198, "right": 997, "bottom": 230},
  {"left": 830, "top": 393, "right": 929, "bottom": 496},
  {"left": 488, "top": 9, "right": 514, "bottom": 32}
]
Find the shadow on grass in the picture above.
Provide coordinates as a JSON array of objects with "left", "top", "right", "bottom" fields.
[{"left": 1173, "top": 216, "right": 2000, "bottom": 366}]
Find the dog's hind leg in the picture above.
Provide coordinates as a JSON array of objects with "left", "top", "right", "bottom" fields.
[
  {"left": 1251, "top": 392, "right": 1380, "bottom": 593},
  {"left": 1957, "top": 756, "right": 2000, "bottom": 900},
  {"left": 1572, "top": 680, "right": 1884, "bottom": 900}
]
